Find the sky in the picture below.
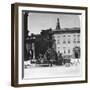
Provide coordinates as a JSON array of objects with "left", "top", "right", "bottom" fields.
[{"left": 28, "top": 12, "right": 80, "bottom": 35}]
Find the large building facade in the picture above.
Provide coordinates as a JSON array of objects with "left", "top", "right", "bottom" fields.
[{"left": 53, "top": 18, "right": 80, "bottom": 59}]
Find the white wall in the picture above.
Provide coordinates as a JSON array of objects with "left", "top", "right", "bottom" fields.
[{"left": 0, "top": 0, "right": 89, "bottom": 90}]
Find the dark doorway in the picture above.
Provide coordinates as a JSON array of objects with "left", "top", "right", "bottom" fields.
[{"left": 73, "top": 47, "right": 80, "bottom": 58}]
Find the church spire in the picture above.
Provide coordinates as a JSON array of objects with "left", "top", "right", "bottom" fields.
[{"left": 56, "top": 18, "right": 61, "bottom": 30}]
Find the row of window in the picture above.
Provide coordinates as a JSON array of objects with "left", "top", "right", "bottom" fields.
[
  {"left": 57, "top": 40, "right": 80, "bottom": 44},
  {"left": 63, "top": 49, "right": 70, "bottom": 54},
  {"left": 57, "top": 47, "right": 71, "bottom": 54},
  {"left": 56, "top": 35, "right": 80, "bottom": 38},
  {"left": 57, "top": 49, "right": 71, "bottom": 54}
]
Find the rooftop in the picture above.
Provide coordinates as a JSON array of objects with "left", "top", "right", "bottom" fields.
[{"left": 53, "top": 27, "right": 80, "bottom": 34}]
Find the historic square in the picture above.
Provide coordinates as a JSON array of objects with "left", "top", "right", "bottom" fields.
[{"left": 23, "top": 12, "right": 81, "bottom": 79}]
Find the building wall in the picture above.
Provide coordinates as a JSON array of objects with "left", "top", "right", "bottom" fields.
[{"left": 54, "top": 32, "right": 80, "bottom": 57}]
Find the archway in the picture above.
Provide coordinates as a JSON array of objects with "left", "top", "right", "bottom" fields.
[{"left": 73, "top": 47, "right": 80, "bottom": 58}]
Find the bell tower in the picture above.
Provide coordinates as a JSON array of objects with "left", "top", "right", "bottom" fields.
[{"left": 56, "top": 18, "right": 61, "bottom": 30}]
